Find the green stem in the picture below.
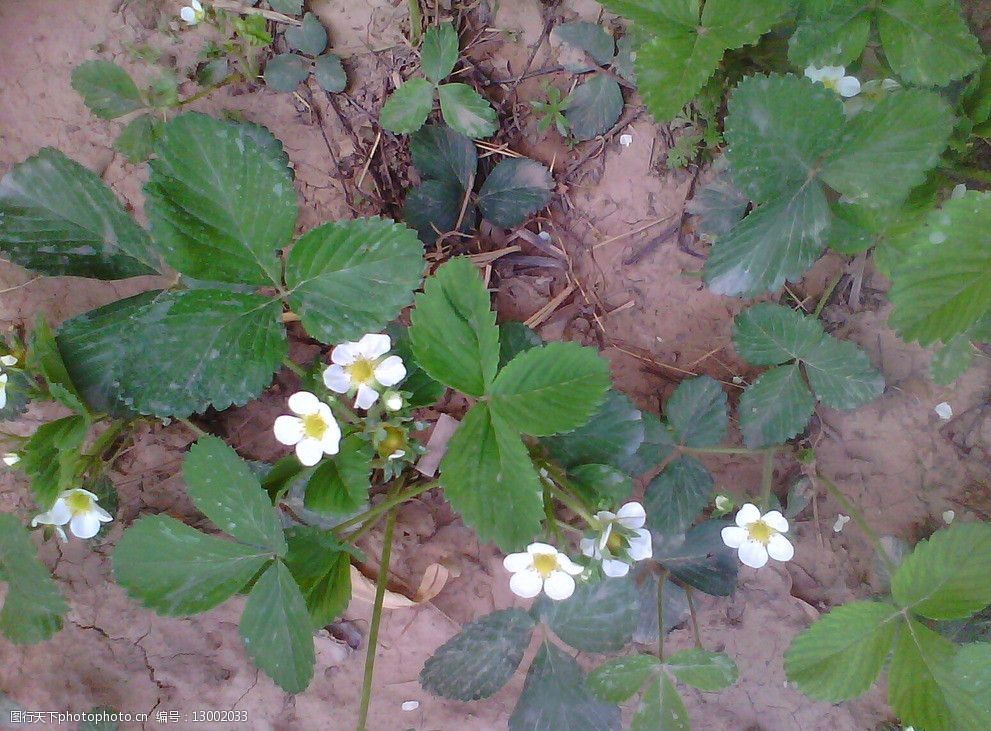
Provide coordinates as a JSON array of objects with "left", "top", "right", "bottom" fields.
[
  {"left": 681, "top": 445, "right": 778, "bottom": 456},
  {"left": 685, "top": 586, "right": 703, "bottom": 650},
  {"left": 815, "top": 272, "right": 843, "bottom": 318},
  {"left": 544, "top": 481, "right": 597, "bottom": 526},
  {"left": 176, "top": 73, "right": 243, "bottom": 107},
  {"left": 759, "top": 450, "right": 775, "bottom": 508},
  {"left": 818, "top": 473, "right": 895, "bottom": 572},
  {"left": 82, "top": 420, "right": 127, "bottom": 470},
  {"left": 178, "top": 418, "right": 208, "bottom": 438},
  {"left": 328, "top": 395, "right": 363, "bottom": 426},
  {"left": 282, "top": 358, "right": 307, "bottom": 378},
  {"left": 355, "top": 500, "right": 397, "bottom": 731},
  {"left": 334, "top": 479, "right": 436, "bottom": 537},
  {"left": 407, "top": 0, "right": 423, "bottom": 45},
  {"left": 554, "top": 519, "right": 584, "bottom": 535},
  {"left": 657, "top": 568, "right": 669, "bottom": 660}
]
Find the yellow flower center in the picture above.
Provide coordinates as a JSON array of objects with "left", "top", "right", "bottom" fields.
[
  {"left": 302, "top": 413, "right": 329, "bottom": 440},
  {"left": 378, "top": 425, "right": 406, "bottom": 458},
  {"left": 747, "top": 520, "right": 775, "bottom": 545},
  {"left": 65, "top": 491, "right": 93, "bottom": 516},
  {"left": 606, "top": 530, "right": 624, "bottom": 552},
  {"left": 346, "top": 358, "right": 376, "bottom": 385},
  {"left": 533, "top": 553, "right": 558, "bottom": 578},
  {"left": 823, "top": 78, "right": 839, "bottom": 91}
]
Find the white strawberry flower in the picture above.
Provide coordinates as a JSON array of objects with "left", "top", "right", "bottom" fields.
[
  {"left": 323, "top": 334, "right": 406, "bottom": 410},
  {"left": 180, "top": 0, "right": 205, "bottom": 25},
  {"left": 2, "top": 452, "right": 19, "bottom": 466},
  {"left": 580, "top": 501, "right": 652, "bottom": 577},
  {"left": 0, "top": 354, "right": 18, "bottom": 410},
  {"left": 31, "top": 488, "right": 113, "bottom": 540},
  {"left": 273, "top": 391, "right": 342, "bottom": 466},
  {"left": 503, "top": 542, "right": 584, "bottom": 600},
  {"left": 721, "top": 503, "right": 794, "bottom": 569},
  {"left": 804, "top": 65, "right": 861, "bottom": 98}
]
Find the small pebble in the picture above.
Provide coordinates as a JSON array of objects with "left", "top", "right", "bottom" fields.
[
  {"left": 619, "top": 133, "right": 633, "bottom": 147},
  {"left": 942, "top": 510, "right": 955, "bottom": 524},
  {"left": 401, "top": 701, "right": 420, "bottom": 712},
  {"left": 934, "top": 402, "right": 953, "bottom": 420},
  {"left": 832, "top": 514, "right": 851, "bottom": 532}
]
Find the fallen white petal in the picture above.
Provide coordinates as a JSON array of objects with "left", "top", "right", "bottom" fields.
[
  {"left": 942, "top": 510, "right": 955, "bottom": 524},
  {"left": 619, "top": 133, "right": 633, "bottom": 147},
  {"left": 833, "top": 514, "right": 851, "bottom": 532},
  {"left": 180, "top": 6, "right": 198, "bottom": 24},
  {"left": 935, "top": 402, "right": 953, "bottom": 420},
  {"left": 401, "top": 701, "right": 419, "bottom": 712},
  {"left": 0, "top": 355, "right": 17, "bottom": 367},
  {"left": 837, "top": 75, "right": 861, "bottom": 97}
]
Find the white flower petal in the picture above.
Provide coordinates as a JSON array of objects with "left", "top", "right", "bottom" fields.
[
  {"left": 3, "top": 453, "right": 20, "bottom": 466},
  {"left": 295, "top": 437, "right": 324, "bottom": 466},
  {"left": 597, "top": 523, "right": 613, "bottom": 551},
  {"left": 738, "top": 540, "right": 769, "bottom": 569},
  {"left": 70, "top": 512, "right": 102, "bottom": 539},
  {"left": 354, "top": 384, "right": 379, "bottom": 410},
  {"left": 374, "top": 356, "right": 406, "bottom": 387},
  {"left": 288, "top": 391, "right": 321, "bottom": 416},
  {"left": 503, "top": 552, "right": 533, "bottom": 572},
  {"left": 762, "top": 510, "right": 789, "bottom": 534},
  {"left": 273, "top": 415, "right": 304, "bottom": 445},
  {"left": 595, "top": 510, "right": 616, "bottom": 522},
  {"left": 94, "top": 505, "right": 114, "bottom": 522},
  {"left": 191, "top": 0, "right": 202, "bottom": 10},
  {"left": 628, "top": 529, "right": 652, "bottom": 560},
  {"left": 580, "top": 537, "right": 597, "bottom": 557},
  {"left": 509, "top": 569, "right": 543, "bottom": 598},
  {"left": 803, "top": 65, "right": 823, "bottom": 82},
  {"left": 180, "top": 6, "right": 197, "bottom": 24},
  {"left": 735, "top": 503, "right": 761, "bottom": 527},
  {"left": 557, "top": 555, "right": 584, "bottom": 575},
  {"left": 331, "top": 342, "right": 361, "bottom": 365},
  {"left": 320, "top": 418, "right": 342, "bottom": 455},
  {"left": 602, "top": 558, "right": 630, "bottom": 577},
  {"left": 616, "top": 501, "right": 646, "bottom": 529},
  {"left": 0, "top": 355, "right": 17, "bottom": 367},
  {"left": 767, "top": 533, "right": 794, "bottom": 562},
  {"left": 838, "top": 76, "right": 861, "bottom": 97},
  {"left": 721, "top": 525, "right": 747, "bottom": 548},
  {"left": 323, "top": 365, "right": 351, "bottom": 393},
  {"left": 543, "top": 571, "right": 576, "bottom": 600},
  {"left": 357, "top": 333, "right": 391, "bottom": 359},
  {"left": 33, "top": 499, "right": 72, "bottom": 527},
  {"left": 527, "top": 542, "right": 557, "bottom": 556}
]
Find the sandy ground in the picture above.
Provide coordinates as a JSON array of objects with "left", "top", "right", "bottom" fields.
[{"left": 2, "top": 1, "right": 991, "bottom": 730}]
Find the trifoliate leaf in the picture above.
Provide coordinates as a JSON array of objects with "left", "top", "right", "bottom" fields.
[
  {"left": 239, "top": 560, "right": 315, "bottom": 693},
  {"left": 535, "top": 575, "right": 638, "bottom": 653},
  {"left": 113, "top": 114, "right": 161, "bottom": 164},
  {"left": 802, "top": 336, "right": 884, "bottom": 410},
  {"left": 410, "top": 124, "right": 478, "bottom": 191},
  {"left": 146, "top": 113, "right": 295, "bottom": 285},
  {"left": 821, "top": 90, "right": 953, "bottom": 208},
  {"left": 478, "top": 158, "right": 553, "bottom": 228},
  {"left": 183, "top": 436, "right": 287, "bottom": 555},
  {"left": 733, "top": 303, "right": 826, "bottom": 366},
  {"left": 438, "top": 83, "right": 498, "bottom": 138},
  {"left": 570, "top": 464, "right": 634, "bottom": 505},
  {"left": 0, "top": 514, "right": 67, "bottom": 644},
  {"left": 410, "top": 257, "right": 500, "bottom": 397},
  {"left": 302, "top": 435, "right": 372, "bottom": 514},
  {"left": 286, "top": 13, "right": 327, "bottom": 56},
  {"left": 654, "top": 520, "right": 738, "bottom": 596},
  {"left": 380, "top": 78, "right": 435, "bottom": 134},
  {"left": 283, "top": 527, "right": 351, "bottom": 629},
  {"left": 509, "top": 642, "right": 621, "bottom": 731},
  {"left": 403, "top": 179, "right": 476, "bottom": 244},
  {"left": 877, "top": 0, "right": 982, "bottom": 87},
  {"left": 420, "top": 609, "right": 536, "bottom": 700},
  {"left": 738, "top": 364, "right": 816, "bottom": 448},
  {"left": 889, "top": 191, "right": 991, "bottom": 345},
  {"left": 665, "top": 649, "right": 738, "bottom": 691},
  {"left": 931, "top": 335, "right": 974, "bottom": 386},
  {"left": 564, "top": 75, "right": 624, "bottom": 141},
  {"left": 439, "top": 403, "right": 542, "bottom": 550},
  {"left": 788, "top": 0, "right": 871, "bottom": 68},
  {"left": 263, "top": 53, "right": 310, "bottom": 92},
  {"left": 631, "top": 674, "right": 689, "bottom": 731},
  {"left": 784, "top": 600, "right": 901, "bottom": 702},
  {"left": 490, "top": 341, "right": 610, "bottom": 436},
  {"left": 664, "top": 375, "right": 728, "bottom": 448},
  {"left": 542, "top": 390, "right": 646, "bottom": 471},
  {"left": 420, "top": 22, "right": 459, "bottom": 84},
  {"left": 313, "top": 53, "right": 347, "bottom": 93},
  {"left": 891, "top": 522, "right": 991, "bottom": 620},
  {"left": 113, "top": 515, "right": 272, "bottom": 615},
  {"left": 285, "top": 217, "right": 424, "bottom": 343},
  {"left": 587, "top": 655, "right": 660, "bottom": 703},
  {"left": 645, "top": 457, "right": 713, "bottom": 535},
  {"left": 0, "top": 148, "right": 157, "bottom": 278},
  {"left": 71, "top": 60, "right": 144, "bottom": 119},
  {"left": 553, "top": 21, "right": 617, "bottom": 71}
]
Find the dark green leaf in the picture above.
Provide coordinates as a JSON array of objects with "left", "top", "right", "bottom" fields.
[
  {"left": 421, "top": 22, "right": 459, "bottom": 83},
  {"left": 565, "top": 76, "right": 624, "bottom": 141},
  {"left": 283, "top": 527, "right": 351, "bottom": 628},
  {"left": 553, "top": 21, "right": 616, "bottom": 70},
  {"left": 0, "top": 370, "right": 31, "bottom": 421},
  {"left": 438, "top": 83, "right": 498, "bottom": 138},
  {"left": 954, "top": 642, "right": 991, "bottom": 714},
  {"left": 113, "top": 114, "right": 161, "bottom": 164},
  {"left": 403, "top": 179, "right": 475, "bottom": 244},
  {"left": 71, "top": 60, "right": 144, "bottom": 119},
  {"left": 788, "top": 0, "right": 871, "bottom": 67},
  {"left": 410, "top": 124, "right": 478, "bottom": 191},
  {"left": 738, "top": 364, "right": 816, "bottom": 449},
  {"left": 620, "top": 411, "right": 677, "bottom": 476},
  {"left": 543, "top": 390, "right": 646, "bottom": 472},
  {"left": 303, "top": 435, "right": 372, "bottom": 513},
  {"left": 686, "top": 175, "right": 750, "bottom": 240},
  {"left": 498, "top": 321, "right": 543, "bottom": 367},
  {"left": 478, "top": 158, "right": 553, "bottom": 228},
  {"left": 570, "top": 464, "right": 634, "bottom": 505},
  {"left": 665, "top": 649, "right": 738, "bottom": 690},
  {"left": 313, "top": 53, "right": 347, "bottom": 93},
  {"left": 645, "top": 457, "right": 713, "bottom": 535},
  {"left": 380, "top": 78, "right": 435, "bottom": 134},
  {"left": 386, "top": 323, "right": 446, "bottom": 407},
  {"left": 802, "top": 336, "right": 884, "bottom": 410},
  {"left": 28, "top": 317, "right": 86, "bottom": 414},
  {"left": 263, "top": 53, "right": 310, "bottom": 92},
  {"left": 732, "top": 303, "right": 824, "bottom": 366},
  {"left": 267, "top": 0, "right": 302, "bottom": 13},
  {"left": 286, "top": 13, "right": 327, "bottom": 56},
  {"left": 538, "top": 574, "right": 638, "bottom": 653},
  {"left": 587, "top": 655, "right": 660, "bottom": 703},
  {"left": 0, "top": 514, "right": 67, "bottom": 644},
  {"left": 655, "top": 520, "right": 738, "bottom": 596},
  {"left": 665, "top": 376, "right": 727, "bottom": 448}
]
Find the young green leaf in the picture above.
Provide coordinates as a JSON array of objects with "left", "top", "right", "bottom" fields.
[
  {"left": 146, "top": 113, "right": 296, "bottom": 285},
  {"left": 654, "top": 520, "right": 738, "bottom": 596},
  {"left": 113, "top": 515, "right": 272, "bottom": 615},
  {"left": 477, "top": 158, "right": 553, "bottom": 228},
  {"left": 509, "top": 642, "right": 621, "bottom": 731},
  {"left": 784, "top": 600, "right": 901, "bottom": 701},
  {"left": 439, "top": 403, "right": 542, "bottom": 550},
  {"left": 564, "top": 75, "right": 624, "bottom": 141},
  {"left": 739, "top": 364, "right": 816, "bottom": 448},
  {"left": 490, "top": 341, "right": 611, "bottom": 436},
  {"left": 664, "top": 375, "right": 728, "bottom": 448},
  {"left": 410, "top": 257, "right": 500, "bottom": 397},
  {"left": 285, "top": 13, "right": 327, "bottom": 56},
  {"left": 931, "top": 335, "right": 974, "bottom": 386},
  {"left": 239, "top": 560, "right": 315, "bottom": 694},
  {"left": 645, "top": 457, "right": 713, "bottom": 535},
  {"left": 113, "top": 114, "right": 161, "bottom": 164},
  {"left": 313, "top": 53, "right": 347, "bottom": 93},
  {"left": 536, "top": 575, "right": 638, "bottom": 653},
  {"left": 420, "top": 22, "right": 459, "bottom": 84},
  {"left": 263, "top": 53, "right": 310, "bottom": 92},
  {"left": 0, "top": 148, "right": 157, "bottom": 278},
  {"left": 542, "top": 390, "right": 648, "bottom": 471},
  {"left": 420, "top": 609, "right": 536, "bottom": 700},
  {"left": 71, "top": 60, "right": 144, "bottom": 119},
  {"left": 283, "top": 527, "right": 352, "bottom": 628},
  {"left": 19, "top": 415, "right": 88, "bottom": 509},
  {"left": 631, "top": 674, "right": 689, "bottom": 731},
  {"left": 410, "top": 124, "right": 478, "bottom": 191},
  {"left": 664, "top": 649, "right": 738, "bottom": 691},
  {"left": 438, "top": 83, "right": 498, "bottom": 138},
  {"left": 380, "top": 78, "right": 435, "bottom": 134},
  {"left": 732, "top": 303, "right": 825, "bottom": 366},
  {"left": 0, "top": 514, "right": 67, "bottom": 644},
  {"left": 302, "top": 435, "right": 372, "bottom": 514},
  {"left": 183, "top": 436, "right": 287, "bottom": 555},
  {"left": 586, "top": 655, "right": 660, "bottom": 703},
  {"left": 891, "top": 522, "right": 991, "bottom": 620},
  {"left": 285, "top": 217, "right": 424, "bottom": 343}
]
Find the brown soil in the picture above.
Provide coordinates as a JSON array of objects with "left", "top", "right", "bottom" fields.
[{"left": 2, "top": 1, "right": 990, "bottom": 730}]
